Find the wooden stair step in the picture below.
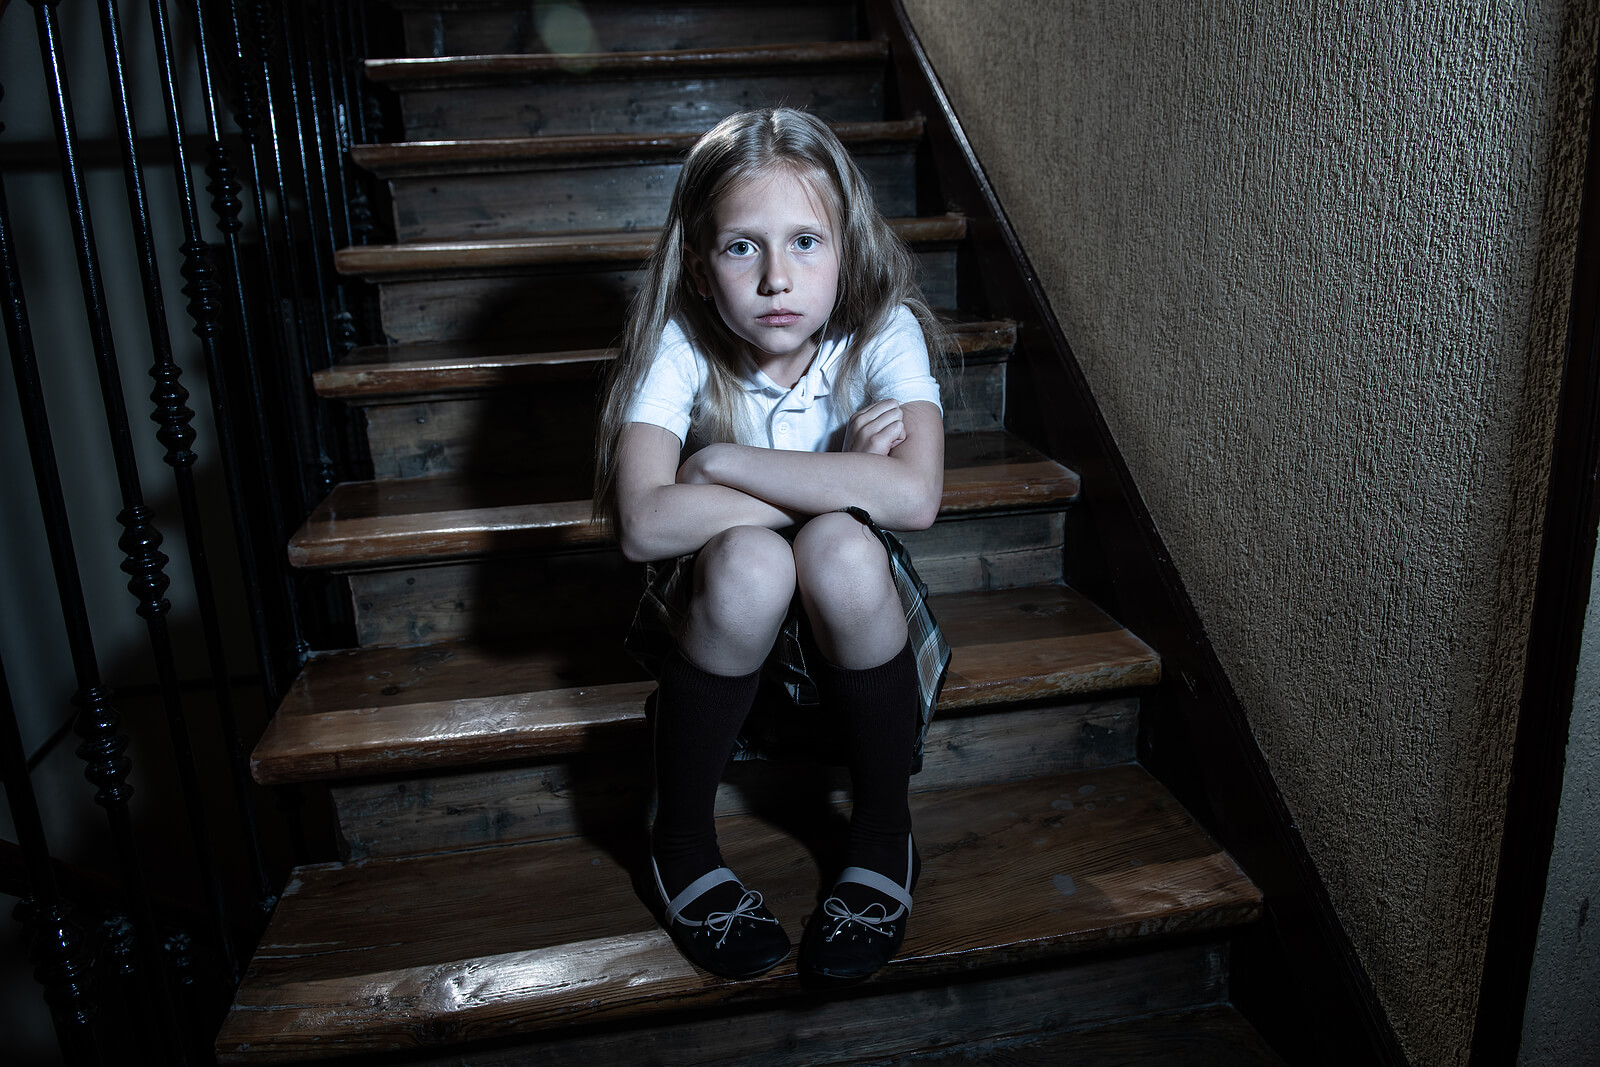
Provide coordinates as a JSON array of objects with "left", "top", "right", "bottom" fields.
[
  {"left": 365, "top": 40, "right": 890, "bottom": 86},
  {"left": 215, "top": 766, "right": 1261, "bottom": 1061},
  {"left": 334, "top": 214, "right": 967, "bottom": 279},
  {"left": 367, "top": 41, "right": 891, "bottom": 141},
  {"left": 392, "top": 0, "right": 861, "bottom": 59},
  {"left": 349, "top": 119, "right": 924, "bottom": 178},
  {"left": 355, "top": 119, "right": 925, "bottom": 241},
  {"left": 252, "top": 583, "right": 1161, "bottom": 786},
  {"left": 285, "top": 429, "right": 1078, "bottom": 569},
  {"left": 955, "top": 1005, "right": 1285, "bottom": 1066},
  {"left": 315, "top": 317, "right": 1016, "bottom": 398}
]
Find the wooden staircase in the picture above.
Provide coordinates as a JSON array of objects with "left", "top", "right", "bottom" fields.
[{"left": 218, "top": 2, "right": 1283, "bottom": 1062}]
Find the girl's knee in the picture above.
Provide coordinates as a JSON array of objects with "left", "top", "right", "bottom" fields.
[
  {"left": 793, "top": 513, "right": 894, "bottom": 608},
  {"left": 695, "top": 525, "right": 796, "bottom": 617}
]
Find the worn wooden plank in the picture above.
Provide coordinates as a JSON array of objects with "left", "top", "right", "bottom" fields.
[
  {"left": 286, "top": 430, "right": 1076, "bottom": 569},
  {"left": 394, "top": 1, "right": 861, "bottom": 59},
  {"left": 341, "top": 508, "right": 1061, "bottom": 645},
  {"left": 386, "top": 148, "right": 915, "bottom": 240},
  {"left": 379, "top": 45, "right": 889, "bottom": 141},
  {"left": 354, "top": 120, "right": 923, "bottom": 241},
  {"left": 314, "top": 319, "right": 1014, "bottom": 398},
  {"left": 331, "top": 698, "right": 1139, "bottom": 860},
  {"left": 365, "top": 42, "right": 890, "bottom": 86},
  {"left": 336, "top": 215, "right": 966, "bottom": 277},
  {"left": 254, "top": 584, "right": 1154, "bottom": 786},
  {"left": 350, "top": 120, "right": 924, "bottom": 178},
  {"left": 370, "top": 247, "right": 958, "bottom": 343},
  {"left": 381, "top": 946, "right": 1235, "bottom": 1067},
  {"left": 955, "top": 1005, "right": 1287, "bottom": 1066},
  {"left": 216, "top": 767, "right": 1261, "bottom": 1060},
  {"left": 346, "top": 550, "right": 640, "bottom": 646},
  {"left": 356, "top": 359, "right": 1002, "bottom": 479}
]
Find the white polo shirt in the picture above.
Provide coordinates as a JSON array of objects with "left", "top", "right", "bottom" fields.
[{"left": 625, "top": 305, "right": 942, "bottom": 453}]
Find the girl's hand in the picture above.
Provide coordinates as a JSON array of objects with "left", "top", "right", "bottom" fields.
[{"left": 844, "top": 399, "right": 908, "bottom": 455}]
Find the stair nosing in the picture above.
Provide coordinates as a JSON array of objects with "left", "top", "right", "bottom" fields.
[
  {"left": 215, "top": 767, "right": 1257, "bottom": 1061},
  {"left": 334, "top": 215, "right": 968, "bottom": 279},
  {"left": 315, "top": 319, "right": 1016, "bottom": 399},
  {"left": 364, "top": 40, "right": 890, "bottom": 86},
  {"left": 350, "top": 117, "right": 926, "bottom": 178},
  {"left": 251, "top": 584, "right": 1159, "bottom": 787},
  {"left": 283, "top": 429, "right": 1079, "bottom": 569}
]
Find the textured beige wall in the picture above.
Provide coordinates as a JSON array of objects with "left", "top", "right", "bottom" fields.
[{"left": 899, "top": 1, "right": 1596, "bottom": 1063}]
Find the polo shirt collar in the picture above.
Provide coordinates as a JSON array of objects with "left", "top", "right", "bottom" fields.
[{"left": 740, "top": 336, "right": 844, "bottom": 405}]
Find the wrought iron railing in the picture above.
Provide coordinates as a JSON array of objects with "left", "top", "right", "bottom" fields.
[{"left": 1, "top": 1, "right": 381, "bottom": 1060}]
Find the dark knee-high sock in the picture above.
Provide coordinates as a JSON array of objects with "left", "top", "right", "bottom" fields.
[
  {"left": 812, "top": 641, "right": 919, "bottom": 889},
  {"left": 652, "top": 648, "right": 761, "bottom": 905}
]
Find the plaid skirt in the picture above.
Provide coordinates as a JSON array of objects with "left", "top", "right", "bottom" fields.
[{"left": 625, "top": 506, "right": 951, "bottom": 772}]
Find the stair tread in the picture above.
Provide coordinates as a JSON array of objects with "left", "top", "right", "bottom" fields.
[
  {"left": 316, "top": 318, "right": 1018, "bottom": 398},
  {"left": 215, "top": 766, "right": 1260, "bottom": 1060},
  {"left": 252, "top": 583, "right": 1160, "bottom": 785},
  {"left": 350, "top": 118, "right": 925, "bottom": 177},
  {"left": 364, "top": 39, "right": 889, "bottom": 86},
  {"left": 335, "top": 215, "right": 967, "bottom": 277},
  {"left": 285, "top": 430, "right": 1080, "bottom": 568}
]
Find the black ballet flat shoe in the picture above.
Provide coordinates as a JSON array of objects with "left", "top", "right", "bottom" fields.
[
  {"left": 652, "top": 859, "right": 791, "bottom": 979},
  {"left": 801, "top": 836, "right": 920, "bottom": 980}
]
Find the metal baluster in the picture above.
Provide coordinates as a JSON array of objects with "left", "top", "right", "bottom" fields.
[
  {"left": 0, "top": 56, "right": 183, "bottom": 1056},
  {"left": 0, "top": 656, "right": 100, "bottom": 1066},
  {"left": 212, "top": 0, "right": 316, "bottom": 863},
  {"left": 335, "top": 0, "right": 377, "bottom": 243},
  {"left": 188, "top": 0, "right": 308, "bottom": 684},
  {"left": 145, "top": 0, "right": 279, "bottom": 921},
  {"left": 91, "top": 0, "right": 240, "bottom": 984},
  {"left": 306, "top": 0, "right": 363, "bottom": 358},
  {"left": 249, "top": 0, "right": 339, "bottom": 498}
]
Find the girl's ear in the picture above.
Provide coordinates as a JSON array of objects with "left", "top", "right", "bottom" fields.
[{"left": 683, "top": 245, "right": 711, "bottom": 299}]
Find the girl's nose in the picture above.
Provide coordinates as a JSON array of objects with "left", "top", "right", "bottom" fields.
[{"left": 759, "top": 257, "right": 791, "bottom": 295}]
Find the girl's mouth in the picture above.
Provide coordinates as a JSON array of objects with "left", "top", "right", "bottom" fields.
[{"left": 757, "top": 310, "right": 802, "bottom": 326}]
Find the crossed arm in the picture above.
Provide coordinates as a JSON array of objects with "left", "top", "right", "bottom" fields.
[{"left": 613, "top": 398, "right": 945, "bottom": 563}]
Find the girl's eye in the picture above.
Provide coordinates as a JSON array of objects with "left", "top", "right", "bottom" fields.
[
  {"left": 727, "top": 240, "right": 755, "bottom": 256},
  {"left": 794, "top": 235, "right": 818, "bottom": 251}
]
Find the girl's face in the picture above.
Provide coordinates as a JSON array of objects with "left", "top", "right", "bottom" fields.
[{"left": 687, "top": 165, "right": 842, "bottom": 385}]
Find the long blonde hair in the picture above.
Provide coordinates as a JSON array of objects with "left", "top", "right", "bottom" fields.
[{"left": 594, "top": 107, "right": 948, "bottom": 526}]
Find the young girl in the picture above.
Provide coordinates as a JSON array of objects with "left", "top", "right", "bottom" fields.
[{"left": 595, "top": 108, "right": 951, "bottom": 981}]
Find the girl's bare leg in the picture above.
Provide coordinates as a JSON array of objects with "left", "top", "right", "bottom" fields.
[
  {"left": 654, "top": 526, "right": 796, "bottom": 909},
  {"left": 791, "top": 511, "right": 908, "bottom": 668},
  {"left": 679, "top": 524, "right": 797, "bottom": 675},
  {"left": 792, "top": 513, "right": 919, "bottom": 912}
]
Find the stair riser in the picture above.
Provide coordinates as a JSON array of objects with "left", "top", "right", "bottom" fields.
[
  {"left": 332, "top": 696, "right": 1138, "bottom": 861},
  {"left": 367, "top": 943, "right": 1226, "bottom": 1067},
  {"left": 356, "top": 360, "right": 1002, "bottom": 480},
  {"left": 344, "top": 510, "right": 1066, "bottom": 646},
  {"left": 392, "top": 68, "right": 884, "bottom": 140},
  {"left": 372, "top": 248, "right": 958, "bottom": 344},
  {"left": 385, "top": 147, "right": 916, "bottom": 241},
  {"left": 397, "top": 2, "right": 860, "bottom": 59}
]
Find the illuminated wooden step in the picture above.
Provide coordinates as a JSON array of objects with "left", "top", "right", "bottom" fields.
[
  {"left": 315, "top": 317, "right": 1014, "bottom": 399},
  {"left": 337, "top": 215, "right": 965, "bottom": 345},
  {"left": 365, "top": 40, "right": 891, "bottom": 140},
  {"left": 215, "top": 766, "right": 1260, "bottom": 1061},
  {"left": 251, "top": 583, "right": 1159, "bottom": 787},
  {"left": 391, "top": 0, "right": 861, "bottom": 59},
  {"left": 350, "top": 118, "right": 924, "bottom": 240},
  {"left": 286, "top": 429, "right": 1077, "bottom": 569}
]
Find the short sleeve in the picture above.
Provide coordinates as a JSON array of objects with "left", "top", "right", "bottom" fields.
[
  {"left": 623, "top": 319, "right": 706, "bottom": 445},
  {"left": 859, "top": 305, "right": 942, "bottom": 412}
]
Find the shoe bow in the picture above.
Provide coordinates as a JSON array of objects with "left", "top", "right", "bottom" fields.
[
  {"left": 820, "top": 895, "right": 900, "bottom": 941},
  {"left": 705, "top": 888, "right": 777, "bottom": 948}
]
